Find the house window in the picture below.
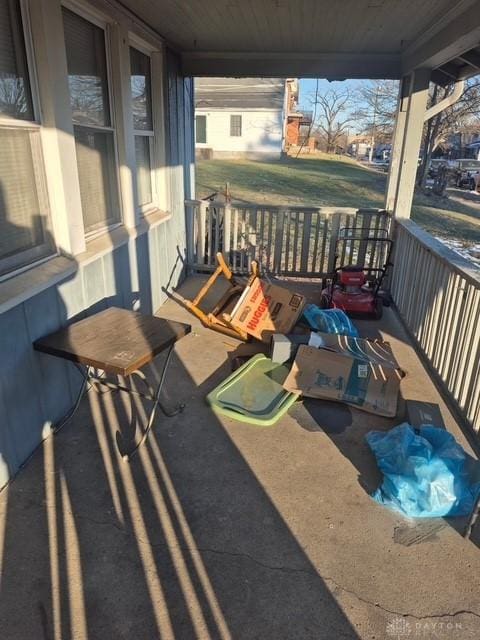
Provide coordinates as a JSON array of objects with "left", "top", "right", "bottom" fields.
[
  {"left": 130, "top": 46, "right": 154, "bottom": 210},
  {"left": 230, "top": 114, "right": 242, "bottom": 137},
  {"left": 195, "top": 115, "right": 206, "bottom": 143},
  {"left": 62, "top": 7, "right": 120, "bottom": 235},
  {"left": 0, "top": 0, "right": 54, "bottom": 277}
]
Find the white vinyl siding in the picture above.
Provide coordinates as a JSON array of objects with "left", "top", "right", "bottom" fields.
[{"left": 194, "top": 109, "right": 283, "bottom": 156}]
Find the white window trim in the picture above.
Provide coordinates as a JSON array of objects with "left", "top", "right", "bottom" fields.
[
  {"left": 129, "top": 33, "right": 156, "bottom": 57},
  {"left": 150, "top": 49, "right": 169, "bottom": 216},
  {"left": 129, "top": 41, "right": 159, "bottom": 217},
  {"left": 20, "top": 0, "right": 42, "bottom": 122},
  {"left": 0, "top": 1, "right": 41, "bottom": 126},
  {"left": 62, "top": 0, "right": 109, "bottom": 29},
  {"left": 62, "top": 0, "right": 125, "bottom": 240},
  {"left": 0, "top": 0, "right": 57, "bottom": 280}
]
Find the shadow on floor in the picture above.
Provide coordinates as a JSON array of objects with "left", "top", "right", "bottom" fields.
[{"left": 0, "top": 339, "right": 361, "bottom": 639}]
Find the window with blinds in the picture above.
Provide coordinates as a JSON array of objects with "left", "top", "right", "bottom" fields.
[
  {"left": 195, "top": 115, "right": 206, "bottom": 143},
  {"left": 63, "top": 7, "right": 120, "bottom": 234},
  {"left": 0, "top": 0, "right": 54, "bottom": 276},
  {"left": 230, "top": 115, "right": 242, "bottom": 137},
  {"left": 130, "top": 46, "right": 154, "bottom": 212}
]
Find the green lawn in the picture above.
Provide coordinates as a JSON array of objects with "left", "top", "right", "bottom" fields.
[{"left": 195, "top": 153, "right": 480, "bottom": 245}]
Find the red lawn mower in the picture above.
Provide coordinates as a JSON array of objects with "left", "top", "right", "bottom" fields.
[{"left": 320, "top": 227, "right": 393, "bottom": 320}]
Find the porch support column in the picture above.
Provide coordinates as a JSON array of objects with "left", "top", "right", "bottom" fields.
[
  {"left": 385, "top": 68, "right": 431, "bottom": 218},
  {"left": 385, "top": 76, "right": 409, "bottom": 211}
]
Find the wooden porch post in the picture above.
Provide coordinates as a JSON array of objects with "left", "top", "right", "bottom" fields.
[
  {"left": 385, "top": 68, "right": 431, "bottom": 219},
  {"left": 385, "top": 76, "right": 409, "bottom": 211}
]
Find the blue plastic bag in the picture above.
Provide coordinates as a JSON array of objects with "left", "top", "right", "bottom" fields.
[
  {"left": 366, "top": 423, "right": 479, "bottom": 517},
  {"left": 302, "top": 304, "right": 358, "bottom": 337}
]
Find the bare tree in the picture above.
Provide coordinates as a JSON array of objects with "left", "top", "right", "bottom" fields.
[
  {"left": 417, "top": 77, "right": 480, "bottom": 188},
  {"left": 0, "top": 77, "right": 29, "bottom": 119},
  {"left": 353, "top": 80, "right": 399, "bottom": 146},
  {"left": 310, "top": 89, "right": 355, "bottom": 153}
]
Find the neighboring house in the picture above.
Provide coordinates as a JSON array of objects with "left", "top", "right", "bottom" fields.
[
  {"left": 285, "top": 110, "right": 313, "bottom": 147},
  {"left": 194, "top": 77, "right": 289, "bottom": 159},
  {"left": 348, "top": 135, "right": 372, "bottom": 158},
  {"left": 284, "top": 80, "right": 313, "bottom": 148},
  {"left": 445, "top": 130, "right": 480, "bottom": 159},
  {"left": 284, "top": 79, "right": 314, "bottom": 150}
]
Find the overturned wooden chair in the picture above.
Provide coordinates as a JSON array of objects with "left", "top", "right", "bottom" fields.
[{"left": 185, "top": 252, "right": 259, "bottom": 341}]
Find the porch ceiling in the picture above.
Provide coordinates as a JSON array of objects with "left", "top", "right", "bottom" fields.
[{"left": 121, "top": 0, "right": 480, "bottom": 80}]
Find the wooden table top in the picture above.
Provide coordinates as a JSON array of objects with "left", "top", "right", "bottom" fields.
[{"left": 34, "top": 307, "right": 191, "bottom": 376}]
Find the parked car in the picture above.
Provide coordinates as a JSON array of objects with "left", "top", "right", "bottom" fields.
[{"left": 447, "top": 159, "right": 480, "bottom": 189}]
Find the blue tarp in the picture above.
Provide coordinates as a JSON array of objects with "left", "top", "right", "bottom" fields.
[
  {"left": 366, "top": 423, "right": 480, "bottom": 518},
  {"left": 302, "top": 305, "right": 359, "bottom": 337}
]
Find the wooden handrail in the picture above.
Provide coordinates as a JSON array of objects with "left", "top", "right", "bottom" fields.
[
  {"left": 395, "top": 218, "right": 480, "bottom": 288},
  {"left": 185, "top": 199, "right": 388, "bottom": 217}
]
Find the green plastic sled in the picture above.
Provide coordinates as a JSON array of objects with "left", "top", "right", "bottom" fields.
[{"left": 206, "top": 354, "right": 299, "bottom": 426}]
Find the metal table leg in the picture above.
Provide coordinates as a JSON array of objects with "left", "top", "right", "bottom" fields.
[
  {"left": 52, "top": 346, "right": 184, "bottom": 460},
  {"left": 88, "top": 344, "right": 185, "bottom": 461},
  {"left": 53, "top": 364, "right": 91, "bottom": 433},
  {"left": 121, "top": 345, "right": 184, "bottom": 461}
]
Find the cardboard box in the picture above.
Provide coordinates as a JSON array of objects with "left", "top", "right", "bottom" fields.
[
  {"left": 283, "top": 334, "right": 406, "bottom": 417},
  {"left": 229, "top": 278, "right": 306, "bottom": 343}
]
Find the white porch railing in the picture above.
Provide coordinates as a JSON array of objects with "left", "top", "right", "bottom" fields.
[
  {"left": 185, "top": 199, "right": 390, "bottom": 277},
  {"left": 391, "top": 219, "right": 480, "bottom": 434}
]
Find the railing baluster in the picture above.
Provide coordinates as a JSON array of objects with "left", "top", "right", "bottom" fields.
[
  {"left": 232, "top": 207, "right": 239, "bottom": 271},
  {"left": 292, "top": 211, "right": 300, "bottom": 272},
  {"left": 452, "top": 285, "right": 477, "bottom": 405},
  {"left": 266, "top": 210, "right": 273, "bottom": 272},
  {"left": 311, "top": 212, "right": 320, "bottom": 274},
  {"left": 458, "top": 289, "right": 480, "bottom": 410},
  {"left": 273, "top": 208, "right": 285, "bottom": 275},
  {"left": 259, "top": 208, "right": 265, "bottom": 267},
  {"left": 284, "top": 210, "right": 292, "bottom": 273},
  {"left": 327, "top": 212, "right": 341, "bottom": 275},
  {"left": 240, "top": 209, "right": 246, "bottom": 273},
  {"left": 197, "top": 200, "right": 207, "bottom": 266},
  {"left": 224, "top": 203, "right": 231, "bottom": 265},
  {"left": 319, "top": 216, "right": 329, "bottom": 275},
  {"left": 391, "top": 218, "right": 480, "bottom": 435},
  {"left": 248, "top": 207, "right": 257, "bottom": 270},
  {"left": 213, "top": 203, "right": 221, "bottom": 260}
]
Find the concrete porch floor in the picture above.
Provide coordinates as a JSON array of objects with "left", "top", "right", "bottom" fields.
[{"left": 1, "top": 275, "right": 480, "bottom": 640}]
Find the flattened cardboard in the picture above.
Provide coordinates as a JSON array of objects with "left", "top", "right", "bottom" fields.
[
  {"left": 229, "top": 278, "right": 306, "bottom": 343},
  {"left": 283, "top": 335, "right": 405, "bottom": 417}
]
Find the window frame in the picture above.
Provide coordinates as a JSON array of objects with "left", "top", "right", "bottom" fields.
[
  {"left": 195, "top": 114, "right": 207, "bottom": 144},
  {"left": 0, "top": 0, "right": 56, "bottom": 281},
  {"left": 129, "top": 41, "right": 157, "bottom": 216},
  {"left": 62, "top": 0, "right": 123, "bottom": 240},
  {"left": 230, "top": 114, "right": 242, "bottom": 137}
]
